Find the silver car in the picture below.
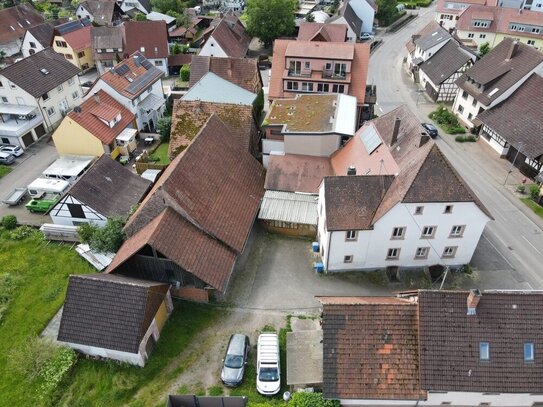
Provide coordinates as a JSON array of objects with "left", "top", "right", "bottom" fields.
[
  {"left": 0, "top": 152, "right": 15, "bottom": 165},
  {"left": 0, "top": 145, "right": 23, "bottom": 157},
  {"left": 221, "top": 334, "right": 250, "bottom": 387}
]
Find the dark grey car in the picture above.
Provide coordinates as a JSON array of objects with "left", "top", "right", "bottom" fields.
[
  {"left": 221, "top": 334, "right": 250, "bottom": 387},
  {"left": 422, "top": 122, "right": 438, "bottom": 138}
]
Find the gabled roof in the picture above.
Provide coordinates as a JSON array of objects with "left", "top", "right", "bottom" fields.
[
  {"left": 55, "top": 17, "right": 91, "bottom": 36},
  {"left": 58, "top": 273, "right": 169, "bottom": 354},
  {"left": 405, "top": 21, "right": 442, "bottom": 54},
  {"left": 0, "top": 47, "right": 81, "bottom": 98},
  {"left": 67, "top": 155, "right": 150, "bottom": 218},
  {"left": 419, "top": 290, "right": 543, "bottom": 393},
  {"left": 56, "top": 20, "right": 92, "bottom": 52},
  {"left": 146, "top": 11, "right": 176, "bottom": 25},
  {"left": 414, "top": 23, "right": 451, "bottom": 51},
  {"left": 79, "top": 0, "right": 118, "bottom": 26},
  {"left": 435, "top": 0, "right": 490, "bottom": 13},
  {"left": 456, "top": 38, "right": 543, "bottom": 106},
  {"left": 67, "top": 90, "right": 136, "bottom": 145},
  {"left": 91, "top": 26, "right": 123, "bottom": 53},
  {"left": 324, "top": 175, "right": 394, "bottom": 231},
  {"left": 97, "top": 52, "right": 164, "bottom": 99},
  {"left": 207, "top": 12, "right": 251, "bottom": 58},
  {"left": 318, "top": 296, "right": 423, "bottom": 400},
  {"left": 0, "top": 4, "right": 45, "bottom": 45},
  {"left": 182, "top": 72, "right": 257, "bottom": 105},
  {"left": 297, "top": 22, "right": 347, "bottom": 42},
  {"left": 121, "top": 0, "right": 151, "bottom": 13},
  {"left": 189, "top": 55, "right": 262, "bottom": 94},
  {"left": 169, "top": 99, "right": 258, "bottom": 157},
  {"left": 122, "top": 20, "right": 169, "bottom": 59},
  {"left": 26, "top": 22, "right": 55, "bottom": 48},
  {"left": 477, "top": 73, "right": 543, "bottom": 160},
  {"left": 342, "top": 2, "right": 363, "bottom": 36},
  {"left": 420, "top": 40, "right": 475, "bottom": 85}
]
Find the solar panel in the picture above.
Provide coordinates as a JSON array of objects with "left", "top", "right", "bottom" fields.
[
  {"left": 56, "top": 18, "right": 90, "bottom": 35},
  {"left": 126, "top": 68, "right": 159, "bottom": 94},
  {"left": 360, "top": 125, "right": 382, "bottom": 155},
  {"left": 141, "top": 59, "right": 153, "bottom": 70},
  {"left": 115, "top": 64, "right": 129, "bottom": 75}
]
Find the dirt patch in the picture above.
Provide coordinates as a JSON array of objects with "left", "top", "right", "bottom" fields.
[{"left": 162, "top": 308, "right": 287, "bottom": 397}]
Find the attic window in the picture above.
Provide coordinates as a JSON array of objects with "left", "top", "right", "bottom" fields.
[
  {"left": 480, "top": 342, "right": 490, "bottom": 361},
  {"left": 40, "top": 68, "right": 50, "bottom": 75},
  {"left": 524, "top": 343, "right": 534, "bottom": 362}
]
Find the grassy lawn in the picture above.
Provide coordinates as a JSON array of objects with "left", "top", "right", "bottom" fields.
[
  {"left": 59, "top": 301, "right": 222, "bottom": 407},
  {"left": 149, "top": 143, "right": 170, "bottom": 165},
  {"left": 521, "top": 197, "right": 543, "bottom": 219},
  {"left": 0, "top": 229, "right": 94, "bottom": 406},
  {"left": 0, "top": 164, "right": 12, "bottom": 178}
]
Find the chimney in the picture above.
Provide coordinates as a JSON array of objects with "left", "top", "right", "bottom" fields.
[
  {"left": 93, "top": 92, "right": 100, "bottom": 104},
  {"left": 134, "top": 55, "right": 141, "bottom": 67},
  {"left": 391, "top": 118, "right": 401, "bottom": 146},
  {"left": 467, "top": 289, "right": 481, "bottom": 315},
  {"left": 347, "top": 165, "right": 356, "bottom": 175},
  {"left": 420, "top": 133, "right": 430, "bottom": 147},
  {"left": 506, "top": 40, "right": 518, "bottom": 60}
]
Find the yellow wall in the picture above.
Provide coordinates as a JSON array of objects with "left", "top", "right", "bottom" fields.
[
  {"left": 52, "top": 35, "right": 95, "bottom": 70},
  {"left": 154, "top": 301, "right": 168, "bottom": 331},
  {"left": 52, "top": 117, "right": 105, "bottom": 156},
  {"left": 77, "top": 46, "right": 95, "bottom": 70},
  {"left": 493, "top": 33, "right": 543, "bottom": 49}
]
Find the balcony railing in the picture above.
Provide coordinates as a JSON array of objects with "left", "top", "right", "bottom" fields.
[
  {"left": 287, "top": 69, "right": 311, "bottom": 78},
  {"left": 365, "top": 84, "right": 377, "bottom": 104},
  {"left": 0, "top": 106, "right": 43, "bottom": 137},
  {"left": 322, "top": 71, "right": 347, "bottom": 80}
]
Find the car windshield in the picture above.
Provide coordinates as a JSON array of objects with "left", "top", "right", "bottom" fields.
[
  {"left": 224, "top": 354, "right": 244, "bottom": 369},
  {"left": 259, "top": 367, "right": 279, "bottom": 382}
]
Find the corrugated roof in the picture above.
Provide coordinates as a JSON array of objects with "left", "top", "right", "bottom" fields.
[{"left": 258, "top": 190, "right": 318, "bottom": 225}]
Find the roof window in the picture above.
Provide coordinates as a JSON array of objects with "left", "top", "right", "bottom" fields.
[
  {"left": 40, "top": 68, "right": 50, "bottom": 75},
  {"left": 480, "top": 342, "right": 490, "bottom": 361},
  {"left": 524, "top": 343, "right": 534, "bottom": 362}
]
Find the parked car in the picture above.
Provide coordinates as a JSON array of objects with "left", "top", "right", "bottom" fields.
[
  {"left": 422, "top": 122, "right": 438, "bottom": 138},
  {"left": 221, "top": 334, "right": 250, "bottom": 387},
  {"left": 1, "top": 145, "right": 24, "bottom": 157},
  {"left": 0, "top": 152, "right": 15, "bottom": 165},
  {"left": 258, "top": 55, "right": 272, "bottom": 69},
  {"left": 25, "top": 195, "right": 60, "bottom": 213},
  {"left": 256, "top": 332, "right": 280, "bottom": 396},
  {"left": 360, "top": 32, "right": 375, "bottom": 41}
]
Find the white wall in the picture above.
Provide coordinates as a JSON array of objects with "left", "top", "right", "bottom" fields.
[
  {"left": 148, "top": 57, "right": 169, "bottom": 76},
  {"left": 526, "top": 0, "right": 543, "bottom": 11},
  {"left": 76, "top": 4, "right": 93, "bottom": 21},
  {"left": 349, "top": 0, "right": 375, "bottom": 34},
  {"left": 329, "top": 16, "right": 357, "bottom": 42},
  {"left": 21, "top": 31, "right": 47, "bottom": 58},
  {"left": 50, "top": 195, "right": 108, "bottom": 227},
  {"left": 199, "top": 37, "right": 228, "bottom": 57},
  {"left": 322, "top": 201, "right": 490, "bottom": 271},
  {"left": 455, "top": 29, "right": 496, "bottom": 49},
  {"left": 121, "top": 0, "right": 149, "bottom": 14},
  {"left": 435, "top": 12, "right": 458, "bottom": 32}
]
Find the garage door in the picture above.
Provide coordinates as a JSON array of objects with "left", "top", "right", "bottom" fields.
[
  {"left": 35, "top": 124, "right": 46, "bottom": 138},
  {"left": 22, "top": 132, "right": 34, "bottom": 148}
]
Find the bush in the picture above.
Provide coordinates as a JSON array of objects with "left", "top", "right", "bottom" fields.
[
  {"left": 455, "top": 135, "right": 476, "bottom": 142},
  {"left": 288, "top": 392, "right": 340, "bottom": 407},
  {"left": 9, "top": 336, "right": 60, "bottom": 381},
  {"left": 10, "top": 225, "right": 40, "bottom": 240},
  {"left": 430, "top": 106, "right": 466, "bottom": 135},
  {"left": 90, "top": 217, "right": 126, "bottom": 253},
  {"left": 530, "top": 184, "right": 540, "bottom": 201},
  {"left": 0, "top": 273, "right": 21, "bottom": 323},
  {"left": 77, "top": 222, "right": 98, "bottom": 243},
  {"left": 1, "top": 215, "right": 17, "bottom": 230},
  {"left": 157, "top": 115, "right": 172, "bottom": 142},
  {"left": 38, "top": 346, "right": 78, "bottom": 403},
  {"left": 180, "top": 64, "right": 190, "bottom": 82}
]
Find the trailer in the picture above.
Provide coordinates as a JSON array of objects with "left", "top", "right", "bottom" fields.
[{"left": 2, "top": 188, "right": 27, "bottom": 206}]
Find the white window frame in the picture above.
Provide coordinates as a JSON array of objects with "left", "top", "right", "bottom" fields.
[
  {"left": 421, "top": 226, "right": 436, "bottom": 238},
  {"left": 346, "top": 230, "right": 357, "bottom": 241},
  {"left": 386, "top": 248, "right": 400, "bottom": 260}
]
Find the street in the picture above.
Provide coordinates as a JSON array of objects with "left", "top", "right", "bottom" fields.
[{"left": 369, "top": 6, "right": 543, "bottom": 289}]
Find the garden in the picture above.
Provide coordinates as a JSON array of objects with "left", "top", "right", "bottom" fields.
[
  {"left": 428, "top": 106, "right": 476, "bottom": 142},
  {"left": 517, "top": 184, "right": 543, "bottom": 219}
]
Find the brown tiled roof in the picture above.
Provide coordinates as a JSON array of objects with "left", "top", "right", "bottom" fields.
[
  {"left": 97, "top": 52, "right": 163, "bottom": 99},
  {"left": 26, "top": 22, "right": 55, "bottom": 47},
  {"left": 67, "top": 155, "right": 150, "bottom": 218},
  {"left": 207, "top": 13, "right": 251, "bottom": 58},
  {"left": 419, "top": 39, "right": 475, "bottom": 85},
  {"left": 91, "top": 26, "right": 123, "bottom": 57},
  {"left": 435, "top": 0, "right": 490, "bottom": 13},
  {"left": 123, "top": 20, "right": 169, "bottom": 59},
  {"left": 405, "top": 21, "right": 442, "bottom": 54},
  {"left": 0, "top": 4, "right": 44, "bottom": 45},
  {"left": 80, "top": 0, "right": 117, "bottom": 25},
  {"left": 477, "top": 73, "right": 543, "bottom": 159},
  {"left": 0, "top": 47, "right": 81, "bottom": 98},
  {"left": 319, "top": 296, "right": 424, "bottom": 400},
  {"left": 419, "top": 290, "right": 543, "bottom": 393},
  {"left": 125, "top": 114, "right": 265, "bottom": 254},
  {"left": 265, "top": 154, "right": 333, "bottom": 193},
  {"left": 297, "top": 22, "right": 347, "bottom": 42},
  {"left": 456, "top": 38, "right": 543, "bottom": 106},
  {"left": 67, "top": 90, "right": 136, "bottom": 145},
  {"left": 58, "top": 273, "right": 169, "bottom": 353},
  {"left": 347, "top": 43, "right": 369, "bottom": 105},
  {"left": 107, "top": 208, "right": 237, "bottom": 291},
  {"left": 189, "top": 55, "right": 262, "bottom": 94},
  {"left": 324, "top": 175, "right": 394, "bottom": 231},
  {"left": 167, "top": 53, "right": 192, "bottom": 67},
  {"left": 169, "top": 99, "right": 259, "bottom": 158}
]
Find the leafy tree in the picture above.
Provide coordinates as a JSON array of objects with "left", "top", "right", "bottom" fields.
[
  {"left": 135, "top": 12, "right": 147, "bottom": 20},
  {"left": 180, "top": 64, "right": 190, "bottom": 81},
  {"left": 171, "top": 42, "right": 182, "bottom": 54},
  {"left": 246, "top": 0, "right": 296, "bottom": 48},
  {"left": 479, "top": 42, "right": 491, "bottom": 56},
  {"left": 176, "top": 11, "right": 191, "bottom": 28},
  {"left": 376, "top": 0, "right": 400, "bottom": 26},
  {"left": 90, "top": 217, "right": 125, "bottom": 253},
  {"left": 288, "top": 392, "right": 340, "bottom": 407},
  {"left": 1, "top": 215, "right": 17, "bottom": 230},
  {"left": 157, "top": 115, "right": 172, "bottom": 142},
  {"left": 151, "top": 0, "right": 180, "bottom": 13},
  {"left": 77, "top": 222, "right": 98, "bottom": 243},
  {"left": 305, "top": 12, "right": 315, "bottom": 22}
]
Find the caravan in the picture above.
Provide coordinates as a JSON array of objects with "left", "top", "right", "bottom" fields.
[
  {"left": 27, "top": 178, "right": 70, "bottom": 198},
  {"left": 256, "top": 332, "right": 281, "bottom": 396}
]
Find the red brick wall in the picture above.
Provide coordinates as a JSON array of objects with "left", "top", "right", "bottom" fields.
[{"left": 171, "top": 286, "right": 209, "bottom": 302}]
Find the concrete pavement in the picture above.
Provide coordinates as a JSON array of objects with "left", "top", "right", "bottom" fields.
[{"left": 368, "top": 5, "right": 543, "bottom": 289}]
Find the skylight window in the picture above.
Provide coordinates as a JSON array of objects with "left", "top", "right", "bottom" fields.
[
  {"left": 40, "top": 68, "right": 50, "bottom": 75},
  {"left": 524, "top": 343, "right": 534, "bottom": 362},
  {"left": 488, "top": 88, "right": 499, "bottom": 97},
  {"left": 480, "top": 342, "right": 490, "bottom": 361}
]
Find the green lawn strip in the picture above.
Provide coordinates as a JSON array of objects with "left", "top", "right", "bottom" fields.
[
  {"left": 58, "top": 300, "right": 222, "bottom": 407},
  {"left": 148, "top": 143, "right": 170, "bottom": 165},
  {"left": 521, "top": 198, "right": 543, "bottom": 219},
  {"left": 0, "top": 165, "right": 12, "bottom": 178},
  {"left": 0, "top": 233, "right": 94, "bottom": 406}
]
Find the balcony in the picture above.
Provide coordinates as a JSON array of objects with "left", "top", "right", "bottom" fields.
[
  {"left": 0, "top": 105, "right": 43, "bottom": 137},
  {"left": 365, "top": 84, "right": 377, "bottom": 104},
  {"left": 287, "top": 69, "right": 311, "bottom": 78}
]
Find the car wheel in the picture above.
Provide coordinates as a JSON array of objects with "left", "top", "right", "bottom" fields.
[{"left": 29, "top": 209, "right": 35, "bottom": 213}]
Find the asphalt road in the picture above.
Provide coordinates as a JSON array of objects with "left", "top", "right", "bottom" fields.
[{"left": 368, "top": 6, "right": 543, "bottom": 289}]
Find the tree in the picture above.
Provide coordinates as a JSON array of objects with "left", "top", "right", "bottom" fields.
[
  {"left": 134, "top": 12, "right": 147, "bottom": 20},
  {"left": 375, "top": 0, "right": 399, "bottom": 26},
  {"left": 305, "top": 12, "right": 315, "bottom": 22},
  {"left": 246, "top": 0, "right": 296, "bottom": 48},
  {"left": 157, "top": 115, "right": 172, "bottom": 142},
  {"left": 151, "top": 0, "right": 180, "bottom": 13},
  {"left": 90, "top": 217, "right": 125, "bottom": 253},
  {"left": 479, "top": 42, "right": 491, "bottom": 57},
  {"left": 180, "top": 64, "right": 190, "bottom": 81}
]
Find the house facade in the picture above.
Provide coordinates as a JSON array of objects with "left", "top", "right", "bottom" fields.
[
  {"left": 328, "top": 0, "right": 376, "bottom": 41},
  {"left": 58, "top": 273, "right": 172, "bottom": 367},
  {"left": 76, "top": 0, "right": 124, "bottom": 26},
  {"left": 434, "top": 0, "right": 491, "bottom": 31},
  {"left": 199, "top": 12, "right": 251, "bottom": 58},
  {"left": 452, "top": 38, "right": 543, "bottom": 127},
  {"left": 91, "top": 26, "right": 124, "bottom": 74},
  {"left": 0, "top": 4, "right": 45, "bottom": 57},
  {"left": 52, "top": 19, "right": 94, "bottom": 71},
  {"left": 89, "top": 52, "right": 166, "bottom": 132},
  {"left": 118, "top": 0, "right": 152, "bottom": 15},
  {"left": 0, "top": 48, "right": 82, "bottom": 143},
  {"left": 123, "top": 21, "right": 169, "bottom": 76},
  {"left": 21, "top": 22, "right": 54, "bottom": 58}
]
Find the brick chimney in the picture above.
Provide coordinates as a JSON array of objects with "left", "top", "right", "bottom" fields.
[
  {"left": 506, "top": 40, "right": 519, "bottom": 60},
  {"left": 467, "top": 289, "right": 481, "bottom": 315},
  {"left": 391, "top": 118, "right": 401, "bottom": 146},
  {"left": 419, "top": 133, "right": 430, "bottom": 147},
  {"left": 347, "top": 165, "right": 356, "bottom": 175},
  {"left": 93, "top": 92, "right": 100, "bottom": 104}
]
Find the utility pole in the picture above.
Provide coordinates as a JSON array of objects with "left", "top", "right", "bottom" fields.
[{"left": 504, "top": 142, "right": 523, "bottom": 185}]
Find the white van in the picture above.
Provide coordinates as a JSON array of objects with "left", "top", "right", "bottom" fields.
[
  {"left": 256, "top": 333, "right": 281, "bottom": 396},
  {"left": 27, "top": 178, "right": 70, "bottom": 198}
]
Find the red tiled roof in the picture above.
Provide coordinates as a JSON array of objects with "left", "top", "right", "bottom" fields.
[
  {"left": 68, "top": 90, "right": 135, "bottom": 145},
  {"left": 123, "top": 20, "right": 169, "bottom": 59},
  {"left": 297, "top": 22, "right": 348, "bottom": 42},
  {"left": 207, "top": 12, "right": 251, "bottom": 58},
  {"left": 319, "top": 296, "right": 424, "bottom": 400},
  {"left": 0, "top": 4, "right": 44, "bottom": 45},
  {"left": 265, "top": 154, "right": 333, "bottom": 193},
  {"left": 61, "top": 24, "right": 91, "bottom": 52}
]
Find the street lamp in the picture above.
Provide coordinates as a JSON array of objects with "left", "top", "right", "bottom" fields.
[{"left": 504, "top": 142, "right": 523, "bottom": 185}]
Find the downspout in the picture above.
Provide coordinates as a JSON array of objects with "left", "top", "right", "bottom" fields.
[{"left": 326, "top": 230, "right": 332, "bottom": 271}]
